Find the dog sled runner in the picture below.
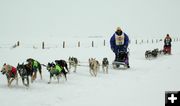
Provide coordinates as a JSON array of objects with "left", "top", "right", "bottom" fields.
[{"left": 112, "top": 61, "right": 130, "bottom": 69}]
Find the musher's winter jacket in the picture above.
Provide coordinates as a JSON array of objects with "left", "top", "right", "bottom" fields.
[{"left": 110, "top": 32, "right": 129, "bottom": 53}]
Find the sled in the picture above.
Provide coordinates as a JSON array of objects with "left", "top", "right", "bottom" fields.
[
  {"left": 112, "top": 61, "right": 130, "bottom": 69},
  {"left": 163, "top": 46, "right": 171, "bottom": 55}
]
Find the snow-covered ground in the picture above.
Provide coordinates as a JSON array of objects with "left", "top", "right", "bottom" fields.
[
  {"left": 0, "top": 0, "right": 180, "bottom": 106},
  {"left": 0, "top": 37, "right": 180, "bottom": 106}
]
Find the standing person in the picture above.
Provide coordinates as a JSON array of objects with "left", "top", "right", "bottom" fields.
[
  {"left": 110, "top": 27, "right": 130, "bottom": 68},
  {"left": 163, "top": 34, "right": 172, "bottom": 54}
]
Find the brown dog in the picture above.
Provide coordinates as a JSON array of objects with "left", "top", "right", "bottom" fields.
[
  {"left": 89, "top": 58, "right": 100, "bottom": 77},
  {"left": 1, "top": 64, "right": 18, "bottom": 87}
]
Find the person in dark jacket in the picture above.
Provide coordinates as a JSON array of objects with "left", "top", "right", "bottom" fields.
[
  {"left": 110, "top": 27, "right": 130, "bottom": 67},
  {"left": 163, "top": 34, "right": 172, "bottom": 54}
]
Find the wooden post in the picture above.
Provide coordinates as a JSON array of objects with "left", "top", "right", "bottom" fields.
[
  {"left": 92, "top": 41, "right": 94, "bottom": 47},
  {"left": 63, "top": 41, "right": 65, "bottom": 48},
  {"left": 42, "top": 42, "right": 45, "bottom": 49},
  {"left": 103, "top": 40, "right": 106, "bottom": 46},
  {"left": 78, "top": 41, "right": 80, "bottom": 47},
  {"left": 135, "top": 40, "right": 138, "bottom": 44},
  {"left": 17, "top": 41, "right": 20, "bottom": 46}
]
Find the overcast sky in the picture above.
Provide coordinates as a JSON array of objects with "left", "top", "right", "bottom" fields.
[{"left": 0, "top": 0, "right": 180, "bottom": 40}]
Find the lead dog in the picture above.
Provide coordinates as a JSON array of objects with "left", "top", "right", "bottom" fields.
[
  {"left": 1, "top": 64, "right": 18, "bottom": 87},
  {"left": 68, "top": 57, "right": 78, "bottom": 73},
  {"left": 102, "top": 58, "right": 109, "bottom": 74},
  {"left": 17, "top": 63, "right": 32, "bottom": 87},
  {"left": 89, "top": 58, "right": 100, "bottom": 77}
]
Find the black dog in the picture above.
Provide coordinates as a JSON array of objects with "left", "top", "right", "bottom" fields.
[
  {"left": 55, "top": 60, "right": 69, "bottom": 73},
  {"left": 17, "top": 63, "right": 32, "bottom": 87},
  {"left": 145, "top": 48, "right": 159, "bottom": 58},
  {"left": 151, "top": 49, "right": 158, "bottom": 57},
  {"left": 47, "top": 62, "right": 67, "bottom": 84},
  {"left": 145, "top": 50, "right": 152, "bottom": 58},
  {"left": 102, "top": 58, "right": 109, "bottom": 74},
  {"left": 26, "top": 58, "right": 42, "bottom": 82}
]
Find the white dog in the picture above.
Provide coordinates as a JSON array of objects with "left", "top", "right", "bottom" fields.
[
  {"left": 68, "top": 57, "right": 78, "bottom": 73},
  {"left": 1, "top": 64, "right": 18, "bottom": 87}
]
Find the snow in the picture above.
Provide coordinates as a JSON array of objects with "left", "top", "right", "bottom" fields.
[
  {"left": 0, "top": 37, "right": 180, "bottom": 106},
  {"left": 0, "top": 0, "right": 180, "bottom": 106}
]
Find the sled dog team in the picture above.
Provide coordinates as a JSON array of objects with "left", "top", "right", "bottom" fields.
[
  {"left": 0, "top": 57, "right": 109, "bottom": 87},
  {"left": 0, "top": 27, "right": 172, "bottom": 87}
]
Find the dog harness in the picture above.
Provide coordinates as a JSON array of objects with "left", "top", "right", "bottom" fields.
[
  {"left": 54, "top": 65, "right": 62, "bottom": 73},
  {"left": 10, "top": 67, "right": 17, "bottom": 77},
  {"left": 33, "top": 61, "right": 38, "bottom": 68},
  {"left": 3, "top": 65, "right": 17, "bottom": 77}
]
